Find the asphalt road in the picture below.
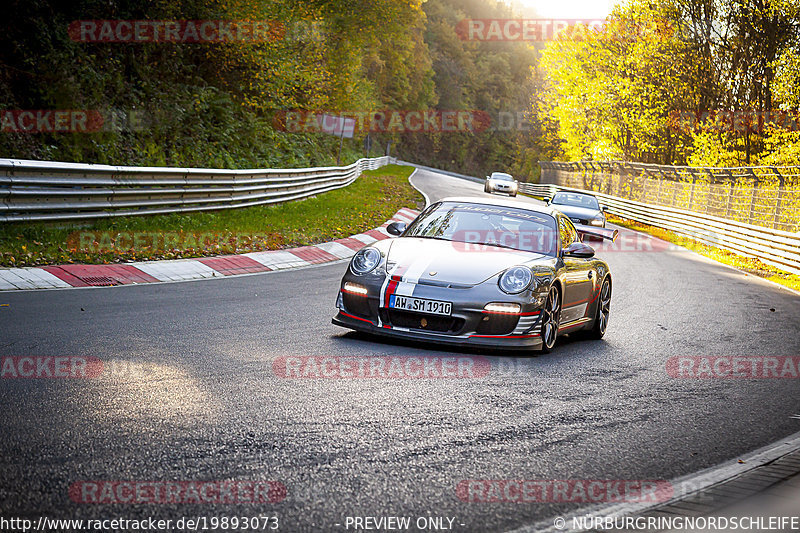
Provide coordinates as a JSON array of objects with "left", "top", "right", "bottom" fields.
[{"left": 1, "top": 167, "right": 799, "bottom": 532}]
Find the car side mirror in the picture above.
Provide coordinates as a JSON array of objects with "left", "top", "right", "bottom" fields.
[
  {"left": 386, "top": 221, "right": 407, "bottom": 236},
  {"left": 562, "top": 241, "right": 595, "bottom": 259},
  {"left": 601, "top": 206, "right": 608, "bottom": 212},
  {"left": 485, "top": 176, "right": 490, "bottom": 180}
]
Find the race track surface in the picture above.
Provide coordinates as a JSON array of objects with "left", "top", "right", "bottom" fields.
[{"left": 1, "top": 167, "right": 799, "bottom": 532}]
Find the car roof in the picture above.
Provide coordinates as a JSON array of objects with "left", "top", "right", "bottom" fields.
[
  {"left": 490, "top": 172, "right": 512, "bottom": 177},
  {"left": 437, "top": 196, "right": 560, "bottom": 218}
]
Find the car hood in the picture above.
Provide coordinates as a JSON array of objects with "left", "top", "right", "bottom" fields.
[
  {"left": 550, "top": 204, "right": 601, "bottom": 219},
  {"left": 385, "top": 237, "right": 547, "bottom": 286}
]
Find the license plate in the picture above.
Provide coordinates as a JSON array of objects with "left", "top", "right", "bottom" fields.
[{"left": 389, "top": 295, "right": 452, "bottom": 316}]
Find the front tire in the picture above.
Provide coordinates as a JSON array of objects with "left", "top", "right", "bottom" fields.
[
  {"left": 587, "top": 277, "right": 611, "bottom": 339},
  {"left": 539, "top": 285, "right": 561, "bottom": 353}
]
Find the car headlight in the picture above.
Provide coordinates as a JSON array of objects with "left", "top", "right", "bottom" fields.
[
  {"left": 590, "top": 218, "right": 604, "bottom": 226},
  {"left": 350, "top": 247, "right": 381, "bottom": 275},
  {"left": 498, "top": 266, "right": 533, "bottom": 294}
]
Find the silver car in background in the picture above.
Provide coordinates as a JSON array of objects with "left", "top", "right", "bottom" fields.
[
  {"left": 484, "top": 172, "right": 518, "bottom": 197},
  {"left": 547, "top": 191, "right": 607, "bottom": 228}
]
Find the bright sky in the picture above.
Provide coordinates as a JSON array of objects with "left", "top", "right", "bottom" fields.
[{"left": 507, "top": 0, "right": 622, "bottom": 20}]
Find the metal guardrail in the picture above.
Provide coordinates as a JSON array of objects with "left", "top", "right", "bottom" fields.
[
  {"left": 0, "top": 156, "right": 393, "bottom": 222},
  {"left": 540, "top": 160, "right": 800, "bottom": 233},
  {"left": 520, "top": 181, "right": 800, "bottom": 276}
]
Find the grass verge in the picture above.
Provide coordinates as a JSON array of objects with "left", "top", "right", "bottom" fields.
[
  {"left": 0, "top": 164, "right": 422, "bottom": 267},
  {"left": 607, "top": 215, "right": 800, "bottom": 292}
]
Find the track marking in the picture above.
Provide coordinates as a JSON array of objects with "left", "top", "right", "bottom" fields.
[{"left": 407, "top": 167, "right": 430, "bottom": 207}]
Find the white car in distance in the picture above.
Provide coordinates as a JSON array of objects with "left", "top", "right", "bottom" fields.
[{"left": 484, "top": 172, "right": 518, "bottom": 197}]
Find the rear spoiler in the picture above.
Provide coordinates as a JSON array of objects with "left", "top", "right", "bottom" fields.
[{"left": 574, "top": 224, "right": 618, "bottom": 242}]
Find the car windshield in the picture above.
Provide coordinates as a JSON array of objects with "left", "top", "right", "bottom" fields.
[
  {"left": 403, "top": 201, "right": 558, "bottom": 256},
  {"left": 551, "top": 192, "right": 600, "bottom": 210},
  {"left": 490, "top": 173, "right": 513, "bottom": 181}
]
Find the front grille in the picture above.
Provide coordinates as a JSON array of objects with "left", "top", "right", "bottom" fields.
[
  {"left": 475, "top": 313, "right": 520, "bottom": 335},
  {"left": 342, "top": 292, "right": 372, "bottom": 318},
  {"left": 384, "top": 310, "right": 464, "bottom": 333}
]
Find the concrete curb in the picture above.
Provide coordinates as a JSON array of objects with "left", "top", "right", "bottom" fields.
[
  {"left": 0, "top": 208, "right": 420, "bottom": 291},
  {"left": 511, "top": 430, "right": 800, "bottom": 533}
]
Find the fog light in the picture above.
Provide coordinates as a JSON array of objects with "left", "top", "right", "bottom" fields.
[
  {"left": 343, "top": 282, "right": 368, "bottom": 296},
  {"left": 483, "top": 302, "right": 521, "bottom": 314}
]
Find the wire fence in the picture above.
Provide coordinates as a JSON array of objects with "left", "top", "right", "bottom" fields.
[{"left": 539, "top": 161, "right": 800, "bottom": 233}]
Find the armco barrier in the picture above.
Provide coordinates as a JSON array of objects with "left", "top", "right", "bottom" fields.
[
  {"left": 0, "top": 156, "right": 393, "bottom": 222},
  {"left": 519, "top": 181, "right": 800, "bottom": 276}
]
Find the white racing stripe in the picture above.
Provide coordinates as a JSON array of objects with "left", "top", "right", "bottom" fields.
[{"left": 395, "top": 256, "right": 433, "bottom": 297}]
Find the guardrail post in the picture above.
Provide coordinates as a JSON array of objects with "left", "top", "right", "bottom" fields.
[
  {"left": 687, "top": 170, "right": 697, "bottom": 211},
  {"left": 773, "top": 168, "right": 784, "bottom": 230},
  {"left": 671, "top": 179, "right": 679, "bottom": 206},
  {"left": 725, "top": 179, "right": 734, "bottom": 219},
  {"left": 655, "top": 169, "right": 665, "bottom": 204},
  {"left": 748, "top": 170, "right": 759, "bottom": 225}
]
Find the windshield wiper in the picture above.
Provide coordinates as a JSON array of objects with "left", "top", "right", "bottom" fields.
[
  {"left": 409, "top": 235, "right": 450, "bottom": 242},
  {"left": 474, "top": 242, "right": 520, "bottom": 251}
]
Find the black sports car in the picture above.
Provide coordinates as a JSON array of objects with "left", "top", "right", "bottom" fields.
[
  {"left": 332, "top": 197, "right": 618, "bottom": 352},
  {"left": 547, "top": 190, "right": 607, "bottom": 228}
]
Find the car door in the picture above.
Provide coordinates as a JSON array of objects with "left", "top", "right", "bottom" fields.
[{"left": 558, "top": 216, "right": 594, "bottom": 324}]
